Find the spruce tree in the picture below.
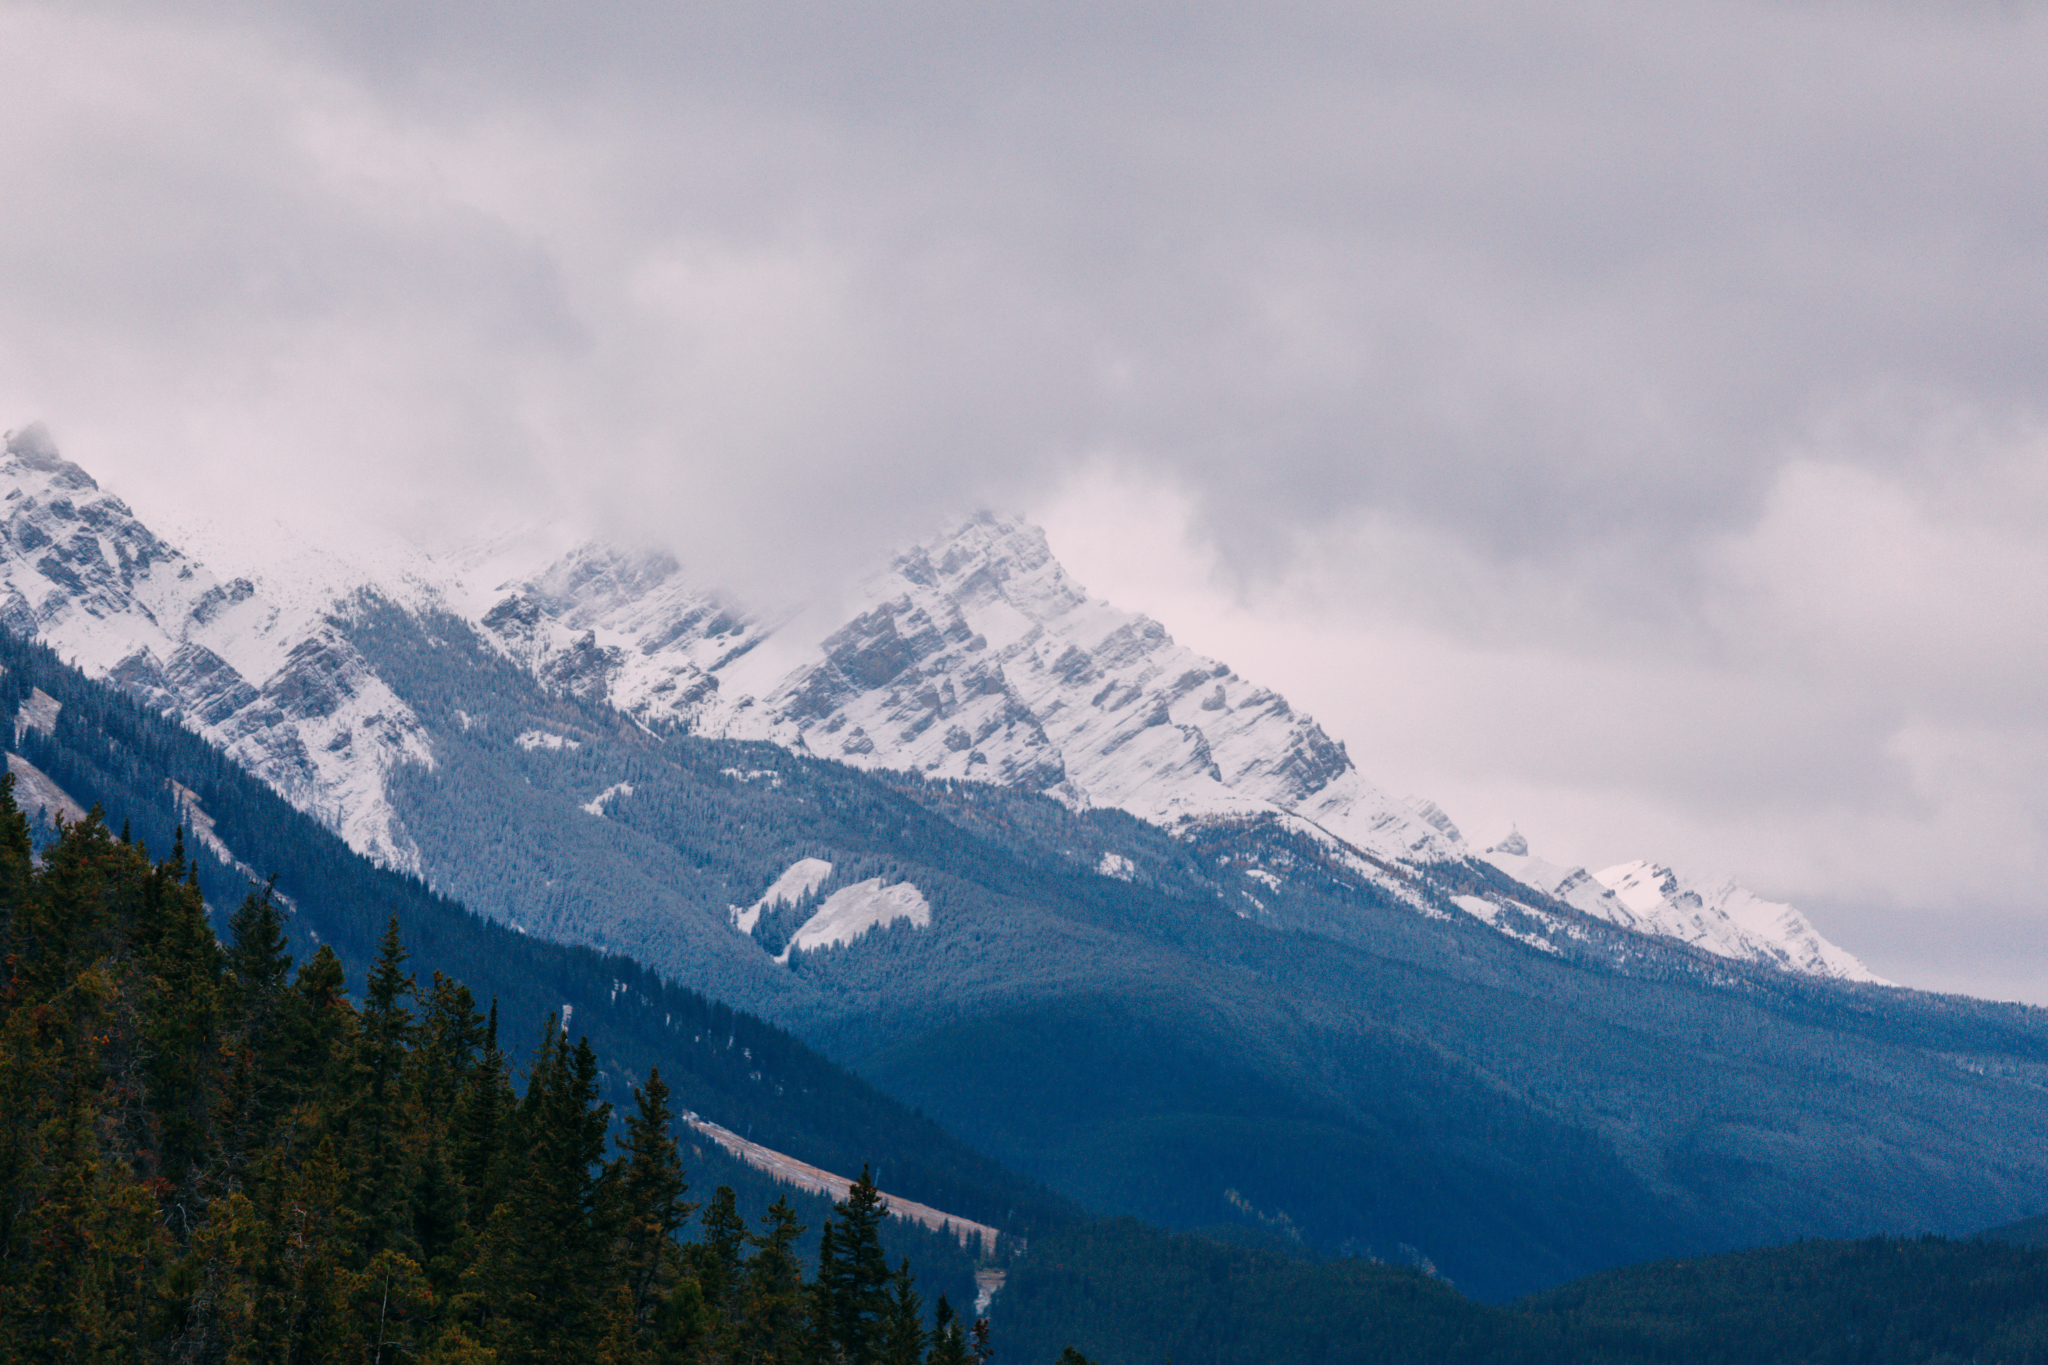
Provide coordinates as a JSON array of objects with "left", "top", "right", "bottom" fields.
[
  {"left": 466, "top": 1019, "right": 613, "bottom": 1364},
  {"left": 614, "top": 1069, "right": 698, "bottom": 1345},
  {"left": 695, "top": 1182, "right": 745, "bottom": 1358},
  {"left": 139, "top": 838, "right": 224, "bottom": 1195},
  {"left": 225, "top": 878, "right": 291, "bottom": 1027},
  {"left": 452, "top": 999, "right": 515, "bottom": 1234},
  {"left": 881, "top": 1258, "right": 926, "bottom": 1365},
  {"left": 0, "top": 771, "right": 32, "bottom": 960},
  {"left": 828, "top": 1164, "right": 895, "bottom": 1365},
  {"left": 354, "top": 917, "right": 419, "bottom": 1256},
  {"left": 808, "top": 1220, "right": 842, "bottom": 1365},
  {"left": 739, "top": 1196, "right": 808, "bottom": 1365},
  {"left": 926, "top": 1296, "right": 970, "bottom": 1365}
]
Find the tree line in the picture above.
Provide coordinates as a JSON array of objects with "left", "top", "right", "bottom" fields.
[{"left": 0, "top": 778, "right": 1018, "bottom": 1364}]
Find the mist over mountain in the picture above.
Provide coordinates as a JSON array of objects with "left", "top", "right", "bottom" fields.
[
  {"left": 0, "top": 427, "right": 1878, "bottom": 988},
  {"left": 6, "top": 428, "right": 2043, "bottom": 1309}
]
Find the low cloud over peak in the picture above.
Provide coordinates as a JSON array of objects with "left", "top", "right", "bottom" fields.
[{"left": 5, "top": 0, "right": 2047, "bottom": 998}]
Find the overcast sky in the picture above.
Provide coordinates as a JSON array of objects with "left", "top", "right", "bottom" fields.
[{"left": 3, "top": 0, "right": 2046, "bottom": 1001}]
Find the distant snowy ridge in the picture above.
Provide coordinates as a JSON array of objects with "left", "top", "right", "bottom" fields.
[
  {"left": 1589, "top": 859, "right": 1885, "bottom": 983},
  {"left": 460, "top": 513, "right": 1461, "bottom": 876},
  {"left": 1470, "top": 823, "right": 1885, "bottom": 984}
]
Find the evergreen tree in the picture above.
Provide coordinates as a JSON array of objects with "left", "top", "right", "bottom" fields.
[
  {"left": 807, "top": 1220, "right": 842, "bottom": 1365},
  {"left": 137, "top": 834, "right": 223, "bottom": 1196},
  {"left": 0, "top": 772, "right": 32, "bottom": 961},
  {"left": 926, "top": 1296, "right": 970, "bottom": 1365},
  {"left": 465, "top": 1019, "right": 613, "bottom": 1364},
  {"left": 615, "top": 1069, "right": 699, "bottom": 1351},
  {"left": 881, "top": 1258, "right": 926, "bottom": 1365},
  {"left": 825, "top": 1165, "right": 895, "bottom": 1365},
  {"left": 225, "top": 878, "right": 291, "bottom": 1025},
  {"left": 354, "top": 917, "right": 420, "bottom": 1257},
  {"left": 452, "top": 998, "right": 515, "bottom": 1234},
  {"left": 738, "top": 1197, "right": 808, "bottom": 1365}
]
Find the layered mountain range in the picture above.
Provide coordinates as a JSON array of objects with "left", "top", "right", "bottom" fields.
[
  {"left": 9, "top": 423, "right": 2046, "bottom": 1302},
  {"left": 0, "top": 424, "right": 1878, "bottom": 985}
]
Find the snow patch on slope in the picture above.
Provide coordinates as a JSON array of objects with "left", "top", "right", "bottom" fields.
[
  {"left": 14, "top": 687, "right": 60, "bottom": 741},
  {"left": 1452, "top": 894, "right": 1564, "bottom": 955},
  {"left": 775, "top": 878, "right": 930, "bottom": 962},
  {"left": 1098, "top": 851, "right": 1135, "bottom": 881},
  {"left": 581, "top": 782, "right": 634, "bottom": 817},
  {"left": 732, "top": 857, "right": 834, "bottom": 934},
  {"left": 6, "top": 752, "right": 86, "bottom": 825}
]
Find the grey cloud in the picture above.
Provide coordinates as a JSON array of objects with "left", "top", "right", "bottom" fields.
[
  {"left": 16, "top": 1, "right": 2047, "bottom": 593},
  {"left": 7, "top": 0, "right": 2048, "bottom": 995}
]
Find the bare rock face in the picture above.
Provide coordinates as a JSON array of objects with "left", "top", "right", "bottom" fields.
[{"left": 0, "top": 427, "right": 433, "bottom": 871}]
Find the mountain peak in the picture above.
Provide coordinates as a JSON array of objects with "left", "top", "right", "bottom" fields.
[{"left": 4, "top": 423, "right": 95, "bottom": 487}]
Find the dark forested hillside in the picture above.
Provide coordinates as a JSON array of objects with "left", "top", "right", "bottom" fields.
[
  {"left": 1000, "top": 1220, "right": 2048, "bottom": 1365},
  {"left": 0, "top": 626, "right": 1072, "bottom": 1250},
  {"left": 0, "top": 798, "right": 999, "bottom": 1362}
]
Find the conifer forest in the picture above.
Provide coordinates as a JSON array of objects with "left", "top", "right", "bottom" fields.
[{"left": 0, "top": 782, "right": 992, "bottom": 1364}]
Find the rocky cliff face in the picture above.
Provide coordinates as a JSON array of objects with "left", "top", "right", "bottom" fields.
[{"left": 0, "top": 425, "right": 432, "bottom": 868}]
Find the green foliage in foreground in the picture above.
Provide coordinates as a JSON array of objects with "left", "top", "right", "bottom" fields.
[
  {"left": 0, "top": 788, "right": 995, "bottom": 1364},
  {"left": 1002, "top": 1217, "right": 2048, "bottom": 1365}
]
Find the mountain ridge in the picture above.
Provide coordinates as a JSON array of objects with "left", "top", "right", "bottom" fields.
[{"left": 0, "top": 425, "right": 1882, "bottom": 988}]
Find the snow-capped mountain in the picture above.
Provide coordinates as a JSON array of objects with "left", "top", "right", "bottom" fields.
[
  {"left": 450, "top": 511, "right": 1879, "bottom": 984},
  {"left": 461, "top": 513, "right": 1459, "bottom": 868},
  {"left": 0, "top": 425, "right": 430, "bottom": 867},
  {"left": 0, "top": 426, "right": 1880, "bottom": 986}
]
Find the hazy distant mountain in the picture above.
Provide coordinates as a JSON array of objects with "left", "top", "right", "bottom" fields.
[{"left": 0, "top": 425, "right": 1879, "bottom": 984}]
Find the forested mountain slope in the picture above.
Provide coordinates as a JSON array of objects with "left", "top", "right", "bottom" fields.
[
  {"left": 0, "top": 624, "right": 1068, "bottom": 1269},
  {"left": 318, "top": 599, "right": 2048, "bottom": 1302},
  {"left": 0, "top": 781, "right": 1008, "bottom": 1362}
]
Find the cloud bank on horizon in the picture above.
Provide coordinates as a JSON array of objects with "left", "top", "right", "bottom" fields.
[{"left": 2, "top": 0, "right": 2045, "bottom": 999}]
